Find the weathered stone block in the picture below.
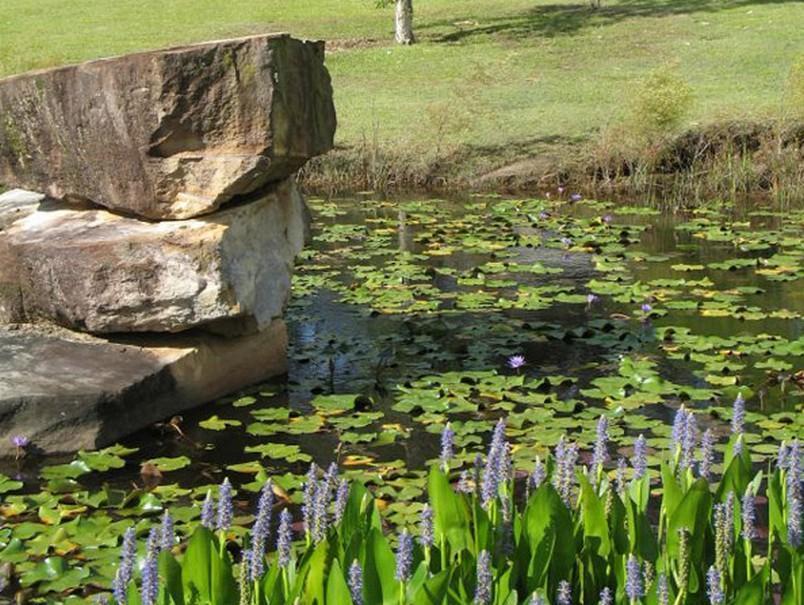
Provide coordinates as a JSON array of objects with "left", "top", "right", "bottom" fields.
[
  {"left": 0, "top": 34, "right": 336, "bottom": 219},
  {"left": 0, "top": 321, "right": 287, "bottom": 456},
  {"left": 5, "top": 179, "right": 308, "bottom": 333}
]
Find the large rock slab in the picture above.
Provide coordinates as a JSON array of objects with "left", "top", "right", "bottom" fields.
[
  {"left": 0, "top": 321, "right": 287, "bottom": 456},
  {"left": 5, "top": 179, "right": 308, "bottom": 333},
  {"left": 0, "top": 33, "right": 336, "bottom": 219}
]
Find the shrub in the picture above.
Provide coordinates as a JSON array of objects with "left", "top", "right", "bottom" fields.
[
  {"left": 785, "top": 55, "right": 804, "bottom": 119},
  {"left": 630, "top": 67, "right": 694, "bottom": 140}
]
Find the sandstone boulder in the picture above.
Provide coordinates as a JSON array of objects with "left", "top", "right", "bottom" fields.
[
  {"left": 5, "top": 179, "right": 308, "bottom": 333},
  {"left": 0, "top": 34, "right": 335, "bottom": 219},
  {"left": 0, "top": 321, "right": 287, "bottom": 456}
]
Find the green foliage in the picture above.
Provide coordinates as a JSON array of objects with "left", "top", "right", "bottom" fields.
[
  {"left": 785, "top": 55, "right": 804, "bottom": 119},
  {"left": 105, "top": 432, "right": 799, "bottom": 605},
  {"left": 629, "top": 67, "right": 694, "bottom": 139}
]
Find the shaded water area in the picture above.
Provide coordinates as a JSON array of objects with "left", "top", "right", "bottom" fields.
[
  {"left": 1, "top": 194, "right": 803, "bottom": 600},
  {"left": 5, "top": 195, "right": 804, "bottom": 487}
]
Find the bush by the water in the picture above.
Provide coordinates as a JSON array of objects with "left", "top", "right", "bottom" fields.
[{"left": 107, "top": 400, "right": 801, "bottom": 605}]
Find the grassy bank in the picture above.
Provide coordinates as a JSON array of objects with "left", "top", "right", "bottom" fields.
[{"left": 2, "top": 0, "right": 804, "bottom": 201}]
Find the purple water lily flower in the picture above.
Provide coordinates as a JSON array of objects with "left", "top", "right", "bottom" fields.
[
  {"left": 570, "top": 193, "right": 582, "bottom": 202},
  {"left": 560, "top": 236, "right": 573, "bottom": 248},
  {"left": 538, "top": 211, "right": 550, "bottom": 220},
  {"left": 11, "top": 435, "right": 28, "bottom": 448},
  {"left": 586, "top": 293, "right": 599, "bottom": 305},
  {"left": 641, "top": 303, "right": 653, "bottom": 314},
  {"left": 602, "top": 214, "right": 613, "bottom": 224},
  {"left": 507, "top": 355, "right": 526, "bottom": 370}
]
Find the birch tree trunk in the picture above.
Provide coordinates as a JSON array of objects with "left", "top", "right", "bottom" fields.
[{"left": 394, "top": 0, "right": 415, "bottom": 45}]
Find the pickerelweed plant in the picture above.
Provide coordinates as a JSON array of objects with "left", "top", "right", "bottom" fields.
[{"left": 106, "top": 403, "right": 801, "bottom": 605}]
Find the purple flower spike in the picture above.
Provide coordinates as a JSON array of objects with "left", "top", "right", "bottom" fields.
[
  {"left": 480, "top": 419, "right": 509, "bottom": 508},
  {"left": 160, "top": 510, "right": 174, "bottom": 552},
  {"left": 633, "top": 434, "right": 648, "bottom": 479},
  {"left": 200, "top": 490, "right": 215, "bottom": 529},
  {"left": 334, "top": 479, "right": 349, "bottom": 524},
  {"left": 474, "top": 550, "right": 492, "bottom": 605},
  {"left": 530, "top": 593, "right": 545, "bottom": 605},
  {"left": 626, "top": 555, "right": 643, "bottom": 600},
  {"left": 419, "top": 504, "right": 434, "bottom": 548},
  {"left": 672, "top": 408, "right": 698, "bottom": 472},
  {"left": 732, "top": 393, "right": 745, "bottom": 435},
  {"left": 507, "top": 355, "right": 526, "bottom": 370},
  {"left": 598, "top": 587, "right": 613, "bottom": 605},
  {"left": 216, "top": 478, "right": 233, "bottom": 532},
  {"left": 787, "top": 440, "right": 801, "bottom": 547},
  {"left": 553, "top": 436, "right": 579, "bottom": 507},
  {"left": 112, "top": 527, "right": 137, "bottom": 605},
  {"left": 706, "top": 566, "right": 724, "bottom": 604},
  {"left": 395, "top": 530, "right": 413, "bottom": 582},
  {"left": 277, "top": 509, "right": 292, "bottom": 567},
  {"left": 529, "top": 458, "right": 546, "bottom": 492},
  {"left": 140, "top": 551, "right": 159, "bottom": 605},
  {"left": 301, "top": 463, "right": 318, "bottom": 538},
  {"left": 348, "top": 560, "right": 363, "bottom": 605},
  {"left": 591, "top": 415, "right": 609, "bottom": 470},
  {"left": 556, "top": 580, "right": 572, "bottom": 605},
  {"left": 440, "top": 423, "right": 455, "bottom": 471},
  {"left": 741, "top": 492, "right": 757, "bottom": 541},
  {"left": 699, "top": 429, "right": 715, "bottom": 481},
  {"left": 657, "top": 573, "right": 669, "bottom": 605}
]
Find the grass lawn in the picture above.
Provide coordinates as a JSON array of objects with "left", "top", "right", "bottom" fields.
[{"left": 2, "top": 0, "right": 803, "bottom": 180}]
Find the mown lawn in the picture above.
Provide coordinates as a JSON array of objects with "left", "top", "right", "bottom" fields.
[{"left": 2, "top": 0, "right": 803, "bottom": 164}]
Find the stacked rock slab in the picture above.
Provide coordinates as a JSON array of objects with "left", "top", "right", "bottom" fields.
[{"left": 0, "top": 34, "right": 336, "bottom": 456}]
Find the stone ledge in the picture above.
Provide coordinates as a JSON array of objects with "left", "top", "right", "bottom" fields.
[{"left": 0, "top": 320, "right": 287, "bottom": 456}]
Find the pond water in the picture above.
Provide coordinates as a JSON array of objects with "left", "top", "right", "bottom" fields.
[{"left": 1, "top": 194, "right": 803, "bottom": 598}]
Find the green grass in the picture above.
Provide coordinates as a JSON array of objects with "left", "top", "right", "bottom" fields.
[{"left": 2, "top": 0, "right": 803, "bottom": 187}]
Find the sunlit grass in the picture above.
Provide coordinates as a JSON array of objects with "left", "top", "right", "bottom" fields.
[{"left": 1, "top": 0, "right": 802, "bottom": 165}]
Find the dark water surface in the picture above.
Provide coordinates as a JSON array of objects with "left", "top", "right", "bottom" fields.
[{"left": 3, "top": 195, "right": 804, "bottom": 496}]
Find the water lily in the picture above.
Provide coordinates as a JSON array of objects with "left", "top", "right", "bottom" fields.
[
  {"left": 11, "top": 435, "right": 28, "bottom": 460},
  {"left": 507, "top": 354, "right": 526, "bottom": 370},
  {"left": 570, "top": 193, "right": 582, "bottom": 202}
]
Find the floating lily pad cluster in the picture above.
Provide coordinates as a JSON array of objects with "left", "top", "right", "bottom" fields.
[{"left": 1, "top": 195, "right": 803, "bottom": 602}]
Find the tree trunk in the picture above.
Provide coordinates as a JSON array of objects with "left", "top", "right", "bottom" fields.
[{"left": 395, "top": 0, "right": 414, "bottom": 45}]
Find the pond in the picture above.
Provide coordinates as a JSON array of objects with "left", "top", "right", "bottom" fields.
[{"left": 1, "top": 194, "right": 803, "bottom": 600}]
